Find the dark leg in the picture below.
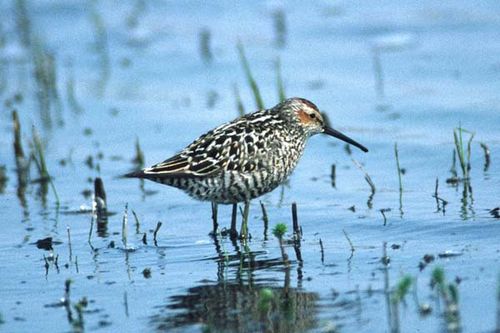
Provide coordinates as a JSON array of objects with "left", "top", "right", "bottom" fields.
[
  {"left": 240, "top": 201, "right": 250, "bottom": 240},
  {"left": 230, "top": 203, "right": 238, "bottom": 240},
  {"left": 210, "top": 202, "right": 218, "bottom": 235}
]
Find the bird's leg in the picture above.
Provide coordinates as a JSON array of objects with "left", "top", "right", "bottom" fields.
[
  {"left": 210, "top": 202, "right": 218, "bottom": 236},
  {"left": 229, "top": 203, "right": 238, "bottom": 240},
  {"left": 240, "top": 201, "right": 250, "bottom": 240}
]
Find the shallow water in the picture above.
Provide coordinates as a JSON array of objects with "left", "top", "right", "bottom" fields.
[{"left": 0, "top": 1, "right": 499, "bottom": 332}]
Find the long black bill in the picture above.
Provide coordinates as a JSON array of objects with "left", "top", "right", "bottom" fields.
[{"left": 323, "top": 126, "right": 368, "bottom": 152}]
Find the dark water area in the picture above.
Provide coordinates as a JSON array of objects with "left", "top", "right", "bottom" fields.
[{"left": 0, "top": 1, "right": 499, "bottom": 332}]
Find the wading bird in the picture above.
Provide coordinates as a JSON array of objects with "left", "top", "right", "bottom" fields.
[{"left": 125, "top": 98, "right": 368, "bottom": 238}]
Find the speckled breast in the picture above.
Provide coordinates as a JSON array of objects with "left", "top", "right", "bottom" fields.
[{"left": 180, "top": 137, "right": 307, "bottom": 204}]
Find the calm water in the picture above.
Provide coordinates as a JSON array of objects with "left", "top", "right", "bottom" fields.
[{"left": 0, "top": 1, "right": 499, "bottom": 332}]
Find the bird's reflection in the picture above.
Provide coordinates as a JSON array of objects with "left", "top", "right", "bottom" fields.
[
  {"left": 151, "top": 235, "right": 318, "bottom": 332},
  {"left": 152, "top": 281, "right": 318, "bottom": 333}
]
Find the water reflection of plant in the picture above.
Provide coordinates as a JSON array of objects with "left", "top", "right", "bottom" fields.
[
  {"left": 12, "top": 111, "right": 29, "bottom": 212},
  {"left": 31, "top": 126, "right": 60, "bottom": 206},
  {"left": 352, "top": 158, "right": 376, "bottom": 209},
  {"left": 430, "top": 267, "right": 461, "bottom": 333},
  {"left": 152, "top": 276, "right": 318, "bottom": 333},
  {"left": 152, "top": 225, "right": 317, "bottom": 333},
  {"left": 88, "top": 0, "right": 110, "bottom": 97},
  {"left": 446, "top": 126, "right": 475, "bottom": 219},
  {"left": 383, "top": 247, "right": 464, "bottom": 333}
]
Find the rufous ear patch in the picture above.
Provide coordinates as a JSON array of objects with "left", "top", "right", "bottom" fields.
[{"left": 297, "top": 110, "right": 312, "bottom": 124}]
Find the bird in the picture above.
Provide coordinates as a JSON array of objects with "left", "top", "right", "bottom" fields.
[{"left": 125, "top": 97, "right": 368, "bottom": 238}]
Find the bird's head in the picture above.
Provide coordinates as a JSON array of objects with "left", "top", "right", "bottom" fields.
[{"left": 280, "top": 97, "right": 368, "bottom": 153}]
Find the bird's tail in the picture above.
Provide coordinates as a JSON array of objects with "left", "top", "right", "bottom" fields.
[{"left": 123, "top": 169, "right": 179, "bottom": 187}]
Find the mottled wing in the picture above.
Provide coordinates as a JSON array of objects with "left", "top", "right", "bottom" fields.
[
  {"left": 142, "top": 111, "right": 275, "bottom": 178},
  {"left": 143, "top": 137, "right": 227, "bottom": 177}
]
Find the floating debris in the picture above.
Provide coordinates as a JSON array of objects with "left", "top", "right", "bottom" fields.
[
  {"left": 419, "top": 254, "right": 435, "bottom": 271},
  {"left": 438, "top": 251, "right": 463, "bottom": 258},
  {"left": 419, "top": 303, "right": 432, "bottom": 316},
  {"left": 371, "top": 33, "right": 416, "bottom": 53},
  {"left": 142, "top": 268, "right": 152, "bottom": 279},
  {"left": 35, "top": 237, "right": 55, "bottom": 250}
]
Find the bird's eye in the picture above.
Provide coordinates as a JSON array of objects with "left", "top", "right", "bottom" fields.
[{"left": 309, "top": 113, "right": 316, "bottom": 119}]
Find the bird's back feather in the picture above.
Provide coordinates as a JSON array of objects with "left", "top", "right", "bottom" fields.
[{"left": 133, "top": 109, "right": 286, "bottom": 180}]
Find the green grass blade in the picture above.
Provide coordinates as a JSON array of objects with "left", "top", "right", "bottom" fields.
[
  {"left": 275, "top": 57, "right": 286, "bottom": 102},
  {"left": 237, "top": 42, "right": 264, "bottom": 110}
]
